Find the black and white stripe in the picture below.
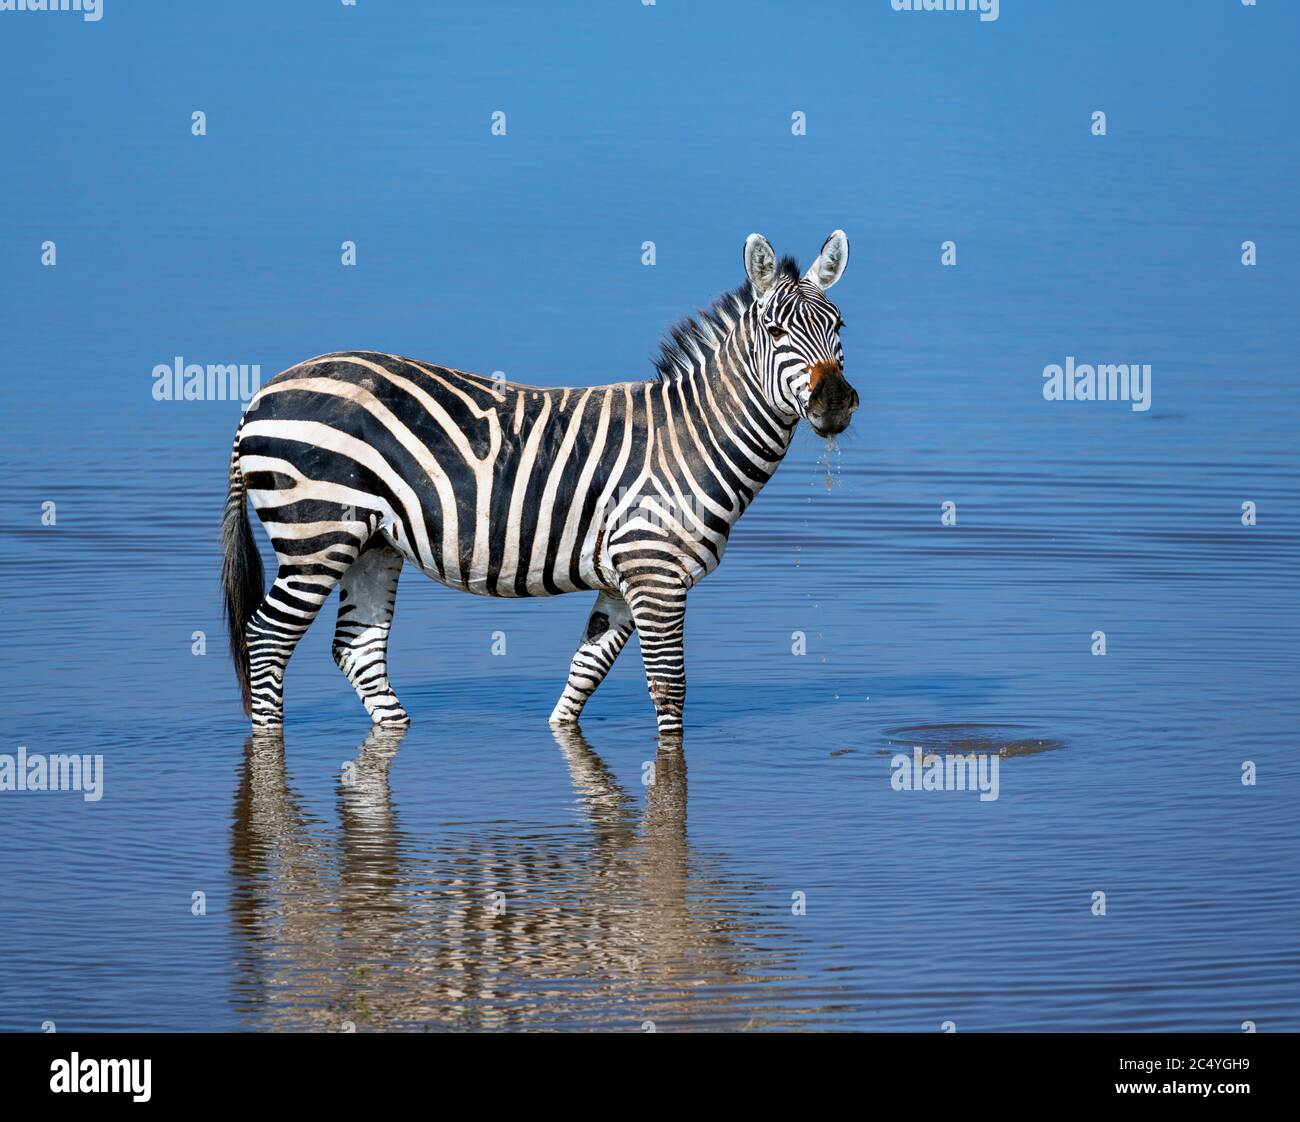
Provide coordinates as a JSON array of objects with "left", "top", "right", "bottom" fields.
[{"left": 221, "top": 231, "right": 856, "bottom": 738}]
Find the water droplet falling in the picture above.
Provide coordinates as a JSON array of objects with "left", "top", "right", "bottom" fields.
[{"left": 821, "top": 435, "right": 841, "bottom": 491}]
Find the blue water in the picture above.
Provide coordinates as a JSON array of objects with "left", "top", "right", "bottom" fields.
[{"left": 2, "top": 1, "right": 1298, "bottom": 1031}]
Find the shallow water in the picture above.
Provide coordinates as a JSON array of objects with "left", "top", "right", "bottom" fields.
[{"left": 2, "top": 3, "right": 1298, "bottom": 1031}]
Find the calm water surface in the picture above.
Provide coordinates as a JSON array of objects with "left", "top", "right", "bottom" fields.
[{"left": 2, "top": 2, "right": 1298, "bottom": 1031}]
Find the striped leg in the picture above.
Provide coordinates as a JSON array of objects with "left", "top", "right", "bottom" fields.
[
  {"left": 623, "top": 577, "right": 689, "bottom": 738},
  {"left": 246, "top": 562, "right": 351, "bottom": 728},
  {"left": 332, "top": 540, "right": 409, "bottom": 726},
  {"left": 549, "top": 591, "right": 634, "bottom": 725}
]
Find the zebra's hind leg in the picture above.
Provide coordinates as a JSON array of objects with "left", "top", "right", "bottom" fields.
[
  {"left": 246, "top": 559, "right": 354, "bottom": 729},
  {"left": 548, "top": 591, "right": 634, "bottom": 726},
  {"left": 332, "top": 539, "right": 409, "bottom": 727}
]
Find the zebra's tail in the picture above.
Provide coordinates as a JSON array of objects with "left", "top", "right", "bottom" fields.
[{"left": 221, "top": 437, "right": 263, "bottom": 717}]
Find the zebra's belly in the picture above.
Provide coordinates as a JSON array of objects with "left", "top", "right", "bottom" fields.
[{"left": 378, "top": 524, "right": 615, "bottom": 599}]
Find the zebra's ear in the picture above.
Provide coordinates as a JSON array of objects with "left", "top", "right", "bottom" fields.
[
  {"left": 805, "top": 230, "right": 849, "bottom": 290},
  {"left": 743, "top": 233, "right": 779, "bottom": 298}
]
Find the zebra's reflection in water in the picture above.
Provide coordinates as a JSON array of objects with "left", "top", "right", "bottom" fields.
[{"left": 229, "top": 727, "right": 804, "bottom": 1031}]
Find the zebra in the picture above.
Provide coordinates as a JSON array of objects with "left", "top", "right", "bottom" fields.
[{"left": 221, "top": 230, "right": 857, "bottom": 738}]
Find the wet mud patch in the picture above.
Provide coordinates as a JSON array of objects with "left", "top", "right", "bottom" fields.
[{"left": 878, "top": 722, "right": 1064, "bottom": 760}]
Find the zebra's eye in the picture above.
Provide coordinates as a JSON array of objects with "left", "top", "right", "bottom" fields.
[{"left": 766, "top": 323, "right": 788, "bottom": 341}]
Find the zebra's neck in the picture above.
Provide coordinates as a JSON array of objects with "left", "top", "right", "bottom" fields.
[{"left": 651, "top": 295, "right": 798, "bottom": 525}]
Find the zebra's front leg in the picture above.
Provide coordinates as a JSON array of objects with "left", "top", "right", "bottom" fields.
[
  {"left": 623, "top": 578, "right": 688, "bottom": 740},
  {"left": 333, "top": 540, "right": 409, "bottom": 727},
  {"left": 549, "top": 591, "right": 634, "bottom": 726}
]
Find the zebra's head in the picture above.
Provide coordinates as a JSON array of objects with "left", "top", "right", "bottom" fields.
[{"left": 743, "top": 230, "right": 858, "bottom": 438}]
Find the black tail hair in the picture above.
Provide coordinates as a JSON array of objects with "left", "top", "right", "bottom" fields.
[{"left": 221, "top": 446, "right": 263, "bottom": 717}]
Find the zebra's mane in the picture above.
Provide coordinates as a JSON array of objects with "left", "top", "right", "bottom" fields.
[{"left": 652, "top": 254, "right": 801, "bottom": 382}]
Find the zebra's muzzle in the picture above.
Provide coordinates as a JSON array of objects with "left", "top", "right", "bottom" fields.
[{"left": 807, "top": 361, "right": 858, "bottom": 437}]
